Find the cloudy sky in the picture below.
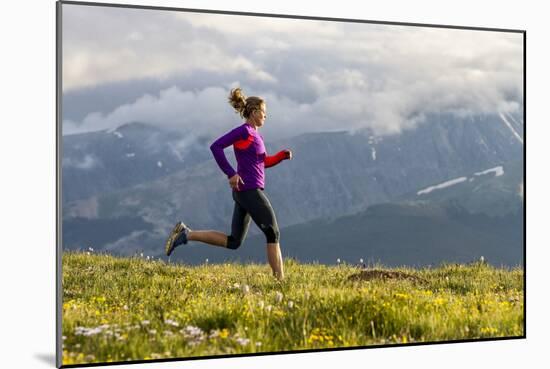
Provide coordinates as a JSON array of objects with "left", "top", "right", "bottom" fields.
[{"left": 62, "top": 4, "right": 523, "bottom": 138}]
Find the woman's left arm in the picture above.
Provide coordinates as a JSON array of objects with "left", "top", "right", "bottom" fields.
[{"left": 264, "top": 149, "right": 292, "bottom": 168}]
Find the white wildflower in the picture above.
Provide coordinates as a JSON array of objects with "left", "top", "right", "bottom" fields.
[
  {"left": 236, "top": 337, "right": 250, "bottom": 346},
  {"left": 181, "top": 325, "right": 204, "bottom": 337},
  {"left": 164, "top": 319, "right": 179, "bottom": 327},
  {"left": 360, "top": 258, "right": 364, "bottom": 263},
  {"left": 337, "top": 258, "right": 341, "bottom": 264},
  {"left": 141, "top": 320, "right": 150, "bottom": 326},
  {"left": 258, "top": 301, "right": 265, "bottom": 309},
  {"left": 275, "top": 292, "right": 283, "bottom": 303},
  {"left": 288, "top": 300, "right": 294, "bottom": 309},
  {"left": 256, "top": 342, "right": 262, "bottom": 347},
  {"left": 180, "top": 325, "right": 205, "bottom": 346},
  {"left": 266, "top": 305, "right": 273, "bottom": 312},
  {"left": 242, "top": 284, "right": 250, "bottom": 294},
  {"left": 74, "top": 326, "right": 104, "bottom": 336}
]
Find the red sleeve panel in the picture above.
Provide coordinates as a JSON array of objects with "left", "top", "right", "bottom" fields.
[
  {"left": 264, "top": 150, "right": 290, "bottom": 168},
  {"left": 233, "top": 134, "right": 254, "bottom": 150}
]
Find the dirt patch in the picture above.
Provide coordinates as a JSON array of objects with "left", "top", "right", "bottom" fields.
[{"left": 348, "top": 269, "right": 426, "bottom": 283}]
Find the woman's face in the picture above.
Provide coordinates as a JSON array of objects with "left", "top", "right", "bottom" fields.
[{"left": 252, "top": 104, "right": 267, "bottom": 127}]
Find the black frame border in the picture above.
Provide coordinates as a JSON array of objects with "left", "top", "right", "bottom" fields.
[{"left": 56, "top": 1, "right": 64, "bottom": 368}]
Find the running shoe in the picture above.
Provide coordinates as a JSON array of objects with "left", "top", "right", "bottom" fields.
[{"left": 165, "top": 222, "right": 190, "bottom": 256}]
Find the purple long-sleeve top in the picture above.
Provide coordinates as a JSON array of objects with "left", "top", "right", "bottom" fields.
[{"left": 210, "top": 123, "right": 289, "bottom": 191}]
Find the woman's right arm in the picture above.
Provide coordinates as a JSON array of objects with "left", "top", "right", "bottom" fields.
[{"left": 210, "top": 125, "right": 247, "bottom": 178}]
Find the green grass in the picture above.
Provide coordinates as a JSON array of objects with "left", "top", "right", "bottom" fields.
[{"left": 61, "top": 252, "right": 524, "bottom": 365}]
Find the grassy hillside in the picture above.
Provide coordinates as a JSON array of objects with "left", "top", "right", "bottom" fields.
[{"left": 61, "top": 252, "right": 524, "bottom": 366}]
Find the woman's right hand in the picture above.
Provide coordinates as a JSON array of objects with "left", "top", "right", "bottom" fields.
[{"left": 229, "top": 174, "right": 245, "bottom": 191}]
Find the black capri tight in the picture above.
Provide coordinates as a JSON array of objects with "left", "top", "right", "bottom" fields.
[{"left": 226, "top": 189, "right": 280, "bottom": 250}]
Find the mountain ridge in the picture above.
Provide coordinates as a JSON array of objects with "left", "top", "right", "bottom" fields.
[{"left": 61, "top": 111, "right": 524, "bottom": 265}]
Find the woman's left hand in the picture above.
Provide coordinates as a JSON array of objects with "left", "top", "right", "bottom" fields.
[{"left": 285, "top": 149, "right": 293, "bottom": 160}]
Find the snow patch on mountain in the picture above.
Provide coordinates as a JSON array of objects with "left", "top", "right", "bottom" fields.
[
  {"left": 417, "top": 177, "right": 468, "bottom": 195},
  {"left": 417, "top": 165, "right": 506, "bottom": 196},
  {"left": 504, "top": 111, "right": 521, "bottom": 126},
  {"left": 499, "top": 113, "right": 523, "bottom": 144},
  {"left": 518, "top": 182, "right": 524, "bottom": 200},
  {"left": 474, "top": 166, "right": 504, "bottom": 177},
  {"left": 368, "top": 135, "right": 381, "bottom": 145}
]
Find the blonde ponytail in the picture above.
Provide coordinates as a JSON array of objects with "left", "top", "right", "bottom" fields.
[
  {"left": 228, "top": 88, "right": 247, "bottom": 118},
  {"left": 228, "top": 88, "right": 265, "bottom": 119}
]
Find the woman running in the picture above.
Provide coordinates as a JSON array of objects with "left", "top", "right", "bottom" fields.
[{"left": 164, "top": 88, "right": 292, "bottom": 280}]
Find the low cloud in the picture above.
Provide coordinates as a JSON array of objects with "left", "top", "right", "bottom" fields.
[
  {"left": 62, "top": 154, "right": 101, "bottom": 169},
  {"left": 64, "top": 86, "right": 232, "bottom": 135}
]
